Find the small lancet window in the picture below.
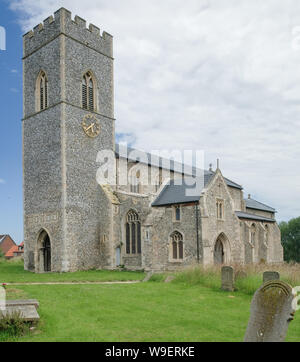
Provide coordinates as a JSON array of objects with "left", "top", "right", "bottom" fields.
[
  {"left": 38, "top": 71, "right": 48, "bottom": 111},
  {"left": 82, "top": 72, "right": 95, "bottom": 111}
]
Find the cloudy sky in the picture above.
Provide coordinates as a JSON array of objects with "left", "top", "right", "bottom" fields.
[{"left": 1, "top": 0, "right": 300, "bottom": 241}]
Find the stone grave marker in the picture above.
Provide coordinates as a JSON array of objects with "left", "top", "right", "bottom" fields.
[
  {"left": 221, "top": 266, "right": 234, "bottom": 291},
  {"left": 263, "top": 271, "right": 280, "bottom": 283},
  {"left": 0, "top": 305, "right": 40, "bottom": 322},
  {"left": 0, "top": 299, "right": 40, "bottom": 322},
  {"left": 244, "top": 280, "right": 295, "bottom": 342}
]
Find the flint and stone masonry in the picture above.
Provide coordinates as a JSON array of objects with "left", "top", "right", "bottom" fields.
[{"left": 23, "top": 8, "right": 283, "bottom": 273}]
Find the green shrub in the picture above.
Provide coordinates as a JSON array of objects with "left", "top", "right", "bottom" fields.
[{"left": 0, "top": 310, "right": 29, "bottom": 339}]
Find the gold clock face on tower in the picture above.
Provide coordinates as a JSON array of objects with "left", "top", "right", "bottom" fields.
[{"left": 82, "top": 114, "right": 101, "bottom": 138}]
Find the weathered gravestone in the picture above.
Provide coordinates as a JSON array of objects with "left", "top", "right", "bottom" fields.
[
  {"left": 263, "top": 271, "right": 280, "bottom": 283},
  {"left": 0, "top": 299, "right": 40, "bottom": 322},
  {"left": 244, "top": 280, "right": 295, "bottom": 342},
  {"left": 221, "top": 266, "right": 234, "bottom": 291},
  {"left": 0, "top": 305, "right": 40, "bottom": 322}
]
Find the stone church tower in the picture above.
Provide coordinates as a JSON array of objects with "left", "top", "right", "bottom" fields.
[
  {"left": 23, "top": 8, "right": 114, "bottom": 272},
  {"left": 23, "top": 8, "right": 283, "bottom": 273}
]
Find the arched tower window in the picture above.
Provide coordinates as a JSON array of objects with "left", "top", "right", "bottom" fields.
[
  {"left": 82, "top": 71, "right": 95, "bottom": 111},
  {"left": 170, "top": 231, "right": 184, "bottom": 261},
  {"left": 125, "top": 210, "right": 141, "bottom": 255},
  {"left": 36, "top": 71, "right": 48, "bottom": 111}
]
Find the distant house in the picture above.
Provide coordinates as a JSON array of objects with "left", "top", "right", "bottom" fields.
[
  {"left": 5, "top": 242, "right": 24, "bottom": 260},
  {"left": 0, "top": 235, "right": 16, "bottom": 255}
]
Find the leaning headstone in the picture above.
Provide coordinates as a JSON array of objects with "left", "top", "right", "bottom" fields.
[
  {"left": 221, "top": 266, "right": 234, "bottom": 291},
  {"left": 244, "top": 280, "right": 295, "bottom": 342},
  {"left": 164, "top": 275, "right": 175, "bottom": 283},
  {"left": 263, "top": 271, "right": 280, "bottom": 283}
]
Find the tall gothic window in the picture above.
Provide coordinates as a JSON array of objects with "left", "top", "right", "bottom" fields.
[
  {"left": 170, "top": 231, "right": 183, "bottom": 260},
  {"left": 82, "top": 71, "right": 95, "bottom": 111},
  {"left": 37, "top": 71, "right": 48, "bottom": 111},
  {"left": 125, "top": 210, "right": 141, "bottom": 254}
]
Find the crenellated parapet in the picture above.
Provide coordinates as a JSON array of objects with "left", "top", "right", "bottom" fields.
[{"left": 23, "top": 8, "right": 113, "bottom": 58}]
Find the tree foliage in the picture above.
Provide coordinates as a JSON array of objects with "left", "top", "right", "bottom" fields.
[{"left": 279, "top": 217, "right": 300, "bottom": 262}]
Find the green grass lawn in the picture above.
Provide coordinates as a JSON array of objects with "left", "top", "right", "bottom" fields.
[
  {"left": 0, "top": 259, "right": 145, "bottom": 283},
  {"left": 1, "top": 260, "right": 300, "bottom": 342},
  {"left": 2, "top": 282, "right": 299, "bottom": 342}
]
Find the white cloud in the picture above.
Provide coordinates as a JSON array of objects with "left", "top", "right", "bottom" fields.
[{"left": 9, "top": 0, "right": 300, "bottom": 221}]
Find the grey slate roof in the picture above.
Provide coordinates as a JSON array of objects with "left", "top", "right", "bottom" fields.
[
  {"left": 152, "top": 171, "right": 243, "bottom": 206},
  {"left": 152, "top": 177, "right": 205, "bottom": 206},
  {"left": 235, "top": 211, "right": 276, "bottom": 223},
  {"left": 245, "top": 198, "right": 276, "bottom": 213},
  {"left": 115, "top": 144, "right": 242, "bottom": 205}
]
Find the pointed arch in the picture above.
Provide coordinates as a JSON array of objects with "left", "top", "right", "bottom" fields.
[
  {"left": 125, "top": 210, "right": 141, "bottom": 254},
  {"left": 169, "top": 230, "right": 184, "bottom": 261},
  {"left": 214, "top": 233, "right": 231, "bottom": 264},
  {"left": 36, "top": 229, "right": 51, "bottom": 272},
  {"left": 36, "top": 70, "right": 48, "bottom": 111},
  {"left": 82, "top": 71, "right": 97, "bottom": 111}
]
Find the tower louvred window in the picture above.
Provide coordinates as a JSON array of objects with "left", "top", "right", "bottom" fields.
[
  {"left": 38, "top": 71, "right": 48, "bottom": 111},
  {"left": 82, "top": 72, "right": 95, "bottom": 111}
]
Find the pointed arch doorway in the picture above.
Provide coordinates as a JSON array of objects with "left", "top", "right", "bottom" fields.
[
  {"left": 214, "top": 233, "right": 231, "bottom": 265},
  {"left": 214, "top": 239, "right": 224, "bottom": 264},
  {"left": 38, "top": 230, "right": 51, "bottom": 272}
]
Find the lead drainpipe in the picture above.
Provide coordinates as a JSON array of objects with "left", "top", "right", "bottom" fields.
[{"left": 195, "top": 202, "right": 200, "bottom": 263}]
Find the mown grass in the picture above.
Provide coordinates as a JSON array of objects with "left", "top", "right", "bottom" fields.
[
  {"left": 0, "top": 259, "right": 145, "bottom": 283},
  {"left": 1, "top": 261, "right": 300, "bottom": 342}
]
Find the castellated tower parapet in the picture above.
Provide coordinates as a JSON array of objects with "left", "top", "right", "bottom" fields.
[{"left": 23, "top": 8, "right": 113, "bottom": 59}]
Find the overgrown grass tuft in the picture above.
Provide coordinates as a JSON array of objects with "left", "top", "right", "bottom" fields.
[
  {"left": 164, "top": 262, "right": 300, "bottom": 295},
  {"left": 0, "top": 310, "right": 30, "bottom": 341}
]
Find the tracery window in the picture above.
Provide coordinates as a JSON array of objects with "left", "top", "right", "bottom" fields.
[
  {"left": 37, "top": 71, "right": 48, "bottom": 111},
  {"left": 82, "top": 71, "right": 95, "bottom": 111},
  {"left": 170, "top": 231, "right": 183, "bottom": 260},
  {"left": 125, "top": 210, "right": 141, "bottom": 254}
]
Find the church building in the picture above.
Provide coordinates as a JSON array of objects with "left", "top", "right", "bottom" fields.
[{"left": 22, "top": 8, "right": 283, "bottom": 273}]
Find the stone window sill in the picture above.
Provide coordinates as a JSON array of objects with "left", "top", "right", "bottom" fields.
[{"left": 169, "top": 259, "right": 184, "bottom": 263}]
